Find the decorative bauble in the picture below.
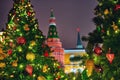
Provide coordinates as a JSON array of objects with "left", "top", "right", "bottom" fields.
[
  {"left": 16, "top": 36, "right": 26, "bottom": 45},
  {"left": 7, "top": 49, "right": 12, "bottom": 55},
  {"left": 25, "top": 65, "right": 33, "bottom": 76},
  {"left": 94, "top": 65, "right": 103, "bottom": 73},
  {"left": 37, "top": 76, "right": 46, "bottom": 80},
  {"left": 26, "top": 52, "right": 35, "bottom": 61},
  {"left": 43, "top": 65, "right": 48, "bottom": 73},
  {"left": 94, "top": 46, "right": 102, "bottom": 55},
  {"left": 93, "top": 54, "right": 101, "bottom": 65},
  {"left": 0, "top": 54, "right": 4, "bottom": 60},
  {"left": 12, "top": 60, "right": 18, "bottom": 67},
  {"left": 24, "top": 24, "right": 30, "bottom": 31},
  {"left": 43, "top": 51, "right": 49, "bottom": 57},
  {"left": 106, "top": 54, "right": 114, "bottom": 64},
  {"left": 27, "top": 11, "right": 31, "bottom": 16},
  {"left": 115, "top": 4, "right": 120, "bottom": 10},
  {"left": 13, "top": 26, "right": 17, "bottom": 30},
  {"left": 30, "top": 41, "right": 36, "bottom": 46},
  {"left": 85, "top": 59, "right": 94, "bottom": 77},
  {"left": 9, "top": 42, "right": 13, "bottom": 47},
  {"left": 0, "top": 62, "right": 6, "bottom": 68},
  {"left": 0, "top": 48, "right": 3, "bottom": 53},
  {"left": 106, "top": 48, "right": 115, "bottom": 64},
  {"left": 0, "top": 53, "right": 7, "bottom": 60},
  {"left": 104, "top": 9, "right": 109, "bottom": 15},
  {"left": 17, "top": 46, "right": 23, "bottom": 52}
]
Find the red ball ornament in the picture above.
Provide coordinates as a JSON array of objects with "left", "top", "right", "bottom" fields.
[
  {"left": 27, "top": 11, "right": 31, "bottom": 16},
  {"left": 7, "top": 49, "right": 12, "bottom": 55},
  {"left": 17, "top": 36, "right": 26, "bottom": 45},
  {"left": 57, "top": 66, "right": 61, "bottom": 69},
  {"left": 25, "top": 65, "right": 33, "bottom": 76},
  {"left": 115, "top": 4, "right": 120, "bottom": 10},
  {"left": 9, "top": 42, "right": 13, "bottom": 47},
  {"left": 95, "top": 65, "right": 103, "bottom": 73},
  {"left": 13, "top": 26, "right": 17, "bottom": 30},
  {"left": 43, "top": 51, "right": 49, "bottom": 57},
  {"left": 94, "top": 46, "right": 102, "bottom": 55}
]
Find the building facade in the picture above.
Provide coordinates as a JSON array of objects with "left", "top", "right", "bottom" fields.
[
  {"left": 46, "top": 9, "right": 64, "bottom": 67},
  {"left": 64, "top": 28, "right": 87, "bottom": 73}
]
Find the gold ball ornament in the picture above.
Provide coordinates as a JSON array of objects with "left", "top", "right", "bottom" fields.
[
  {"left": 12, "top": 59, "right": 18, "bottom": 67},
  {"left": 30, "top": 41, "right": 36, "bottom": 46},
  {"left": 24, "top": 24, "right": 30, "bottom": 31},
  {"left": 0, "top": 62, "right": 6, "bottom": 68},
  {"left": 43, "top": 65, "right": 48, "bottom": 73},
  {"left": 37, "top": 76, "right": 46, "bottom": 80},
  {"left": 113, "top": 25, "right": 118, "bottom": 31},
  {"left": 104, "top": 9, "right": 109, "bottom": 15},
  {"left": 26, "top": 52, "right": 35, "bottom": 61}
]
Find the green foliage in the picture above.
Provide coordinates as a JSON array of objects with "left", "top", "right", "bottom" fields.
[
  {"left": 82, "top": 0, "right": 120, "bottom": 79},
  {"left": 0, "top": 0, "right": 68, "bottom": 79}
]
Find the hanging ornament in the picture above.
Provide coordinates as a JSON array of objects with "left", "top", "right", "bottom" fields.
[
  {"left": 25, "top": 65, "right": 33, "bottom": 76},
  {"left": 26, "top": 52, "right": 35, "bottom": 61},
  {"left": 104, "top": 9, "right": 109, "bottom": 15},
  {"left": 12, "top": 59, "right": 18, "bottom": 67},
  {"left": 85, "top": 59, "right": 94, "bottom": 77},
  {"left": 43, "top": 51, "right": 49, "bottom": 57},
  {"left": 97, "top": 26, "right": 101, "bottom": 32},
  {"left": 9, "top": 42, "right": 13, "bottom": 47},
  {"left": 16, "top": 46, "right": 23, "bottom": 52},
  {"left": 0, "top": 54, "right": 5, "bottom": 60},
  {"left": 115, "top": 4, "right": 120, "bottom": 10},
  {"left": 43, "top": 65, "right": 48, "bottom": 73},
  {"left": 106, "top": 48, "right": 115, "bottom": 64},
  {"left": 112, "top": 22, "right": 119, "bottom": 31},
  {"left": 27, "top": 11, "right": 31, "bottom": 16},
  {"left": 93, "top": 44, "right": 102, "bottom": 55},
  {"left": 16, "top": 36, "right": 26, "bottom": 45},
  {"left": 7, "top": 49, "right": 12, "bottom": 55},
  {"left": 24, "top": 24, "right": 30, "bottom": 31},
  {"left": 13, "top": 26, "right": 17, "bottom": 30},
  {"left": 37, "top": 76, "right": 46, "bottom": 80},
  {"left": 30, "top": 41, "right": 36, "bottom": 46},
  {"left": 94, "top": 65, "right": 103, "bottom": 73},
  {"left": 0, "top": 62, "right": 6, "bottom": 68}
]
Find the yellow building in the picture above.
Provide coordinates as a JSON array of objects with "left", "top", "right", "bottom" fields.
[
  {"left": 64, "top": 28, "right": 87, "bottom": 73},
  {"left": 64, "top": 48, "right": 86, "bottom": 73}
]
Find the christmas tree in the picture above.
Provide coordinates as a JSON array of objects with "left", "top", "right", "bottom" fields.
[
  {"left": 0, "top": 0, "right": 68, "bottom": 80},
  {"left": 82, "top": 0, "right": 120, "bottom": 80}
]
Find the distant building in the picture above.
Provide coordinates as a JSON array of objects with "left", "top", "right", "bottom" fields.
[
  {"left": 0, "top": 28, "right": 4, "bottom": 42},
  {"left": 64, "top": 28, "right": 87, "bottom": 73},
  {"left": 46, "top": 9, "right": 64, "bottom": 67}
]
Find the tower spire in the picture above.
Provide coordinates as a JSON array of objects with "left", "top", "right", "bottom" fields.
[
  {"left": 76, "top": 27, "right": 83, "bottom": 49},
  {"left": 49, "top": 8, "right": 56, "bottom": 26},
  {"left": 47, "top": 9, "right": 59, "bottom": 38}
]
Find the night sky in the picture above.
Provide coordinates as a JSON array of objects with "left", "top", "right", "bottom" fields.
[{"left": 0, "top": 0, "right": 97, "bottom": 48}]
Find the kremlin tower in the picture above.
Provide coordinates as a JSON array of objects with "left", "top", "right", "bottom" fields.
[
  {"left": 46, "top": 9, "right": 64, "bottom": 67},
  {"left": 64, "top": 28, "right": 86, "bottom": 73}
]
